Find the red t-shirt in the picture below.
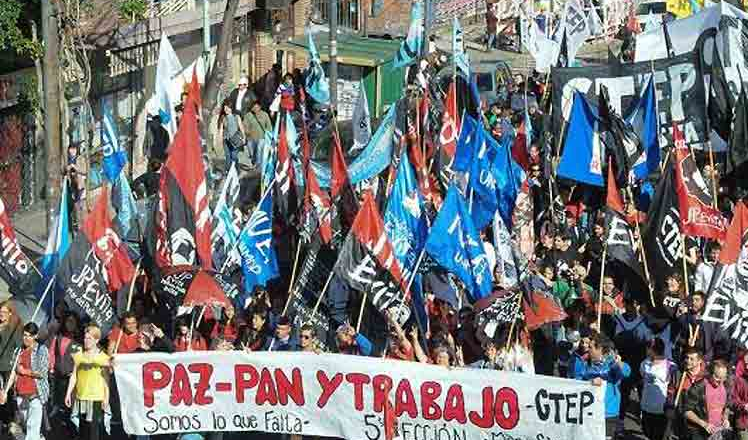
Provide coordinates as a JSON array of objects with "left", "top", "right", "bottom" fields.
[
  {"left": 108, "top": 327, "right": 139, "bottom": 354},
  {"left": 16, "top": 348, "right": 37, "bottom": 397},
  {"left": 174, "top": 335, "right": 208, "bottom": 352}
]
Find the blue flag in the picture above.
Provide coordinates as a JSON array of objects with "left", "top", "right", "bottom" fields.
[
  {"left": 688, "top": 0, "right": 700, "bottom": 15},
  {"left": 305, "top": 32, "right": 331, "bottom": 105},
  {"left": 466, "top": 126, "right": 500, "bottom": 230},
  {"left": 394, "top": 1, "right": 424, "bottom": 68},
  {"left": 261, "top": 117, "right": 279, "bottom": 191},
  {"left": 112, "top": 174, "right": 140, "bottom": 241},
  {"left": 101, "top": 103, "right": 127, "bottom": 181},
  {"left": 384, "top": 152, "right": 428, "bottom": 333},
  {"left": 453, "top": 114, "right": 480, "bottom": 172},
  {"left": 237, "top": 190, "right": 279, "bottom": 303},
  {"left": 557, "top": 92, "right": 604, "bottom": 186},
  {"left": 39, "top": 178, "right": 71, "bottom": 317},
  {"left": 626, "top": 76, "right": 660, "bottom": 180},
  {"left": 425, "top": 185, "right": 492, "bottom": 301},
  {"left": 385, "top": 151, "right": 427, "bottom": 274},
  {"left": 491, "top": 133, "right": 525, "bottom": 229}
]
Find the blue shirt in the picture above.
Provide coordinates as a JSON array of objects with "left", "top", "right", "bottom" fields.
[{"left": 574, "top": 357, "right": 631, "bottom": 418}]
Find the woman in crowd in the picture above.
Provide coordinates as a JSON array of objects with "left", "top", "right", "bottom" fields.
[
  {"left": 174, "top": 316, "right": 208, "bottom": 352},
  {"left": 216, "top": 98, "right": 246, "bottom": 170},
  {"left": 65, "top": 325, "right": 110, "bottom": 440},
  {"left": 237, "top": 306, "right": 271, "bottom": 351},
  {"left": 211, "top": 305, "right": 240, "bottom": 343}
]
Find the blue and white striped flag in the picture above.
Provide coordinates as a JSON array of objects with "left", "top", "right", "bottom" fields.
[{"left": 394, "top": 1, "right": 424, "bottom": 68}]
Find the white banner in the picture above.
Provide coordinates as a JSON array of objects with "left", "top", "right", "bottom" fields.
[{"left": 114, "top": 351, "right": 605, "bottom": 439}]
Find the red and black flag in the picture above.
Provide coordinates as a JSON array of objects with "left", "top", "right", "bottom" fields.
[
  {"left": 154, "top": 94, "right": 212, "bottom": 270},
  {"left": 58, "top": 189, "right": 134, "bottom": 334},
  {"left": 409, "top": 142, "right": 442, "bottom": 210},
  {"left": 673, "top": 123, "right": 727, "bottom": 240},
  {"left": 275, "top": 117, "right": 298, "bottom": 220},
  {"left": 0, "top": 197, "right": 40, "bottom": 295},
  {"left": 437, "top": 81, "right": 460, "bottom": 184},
  {"left": 299, "top": 160, "right": 333, "bottom": 246},
  {"left": 332, "top": 192, "right": 411, "bottom": 324},
  {"left": 330, "top": 129, "right": 359, "bottom": 244},
  {"left": 604, "top": 161, "right": 647, "bottom": 295}
]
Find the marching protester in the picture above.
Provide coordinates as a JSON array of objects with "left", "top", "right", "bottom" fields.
[{"left": 3, "top": 2, "right": 748, "bottom": 440}]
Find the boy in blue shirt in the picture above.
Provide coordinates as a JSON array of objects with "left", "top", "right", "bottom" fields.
[{"left": 574, "top": 332, "right": 631, "bottom": 440}]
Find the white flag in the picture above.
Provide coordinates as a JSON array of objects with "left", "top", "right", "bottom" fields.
[
  {"left": 560, "top": 0, "right": 590, "bottom": 63},
  {"left": 154, "top": 33, "right": 183, "bottom": 138},
  {"left": 350, "top": 80, "right": 372, "bottom": 156},
  {"left": 588, "top": 7, "right": 604, "bottom": 36}
]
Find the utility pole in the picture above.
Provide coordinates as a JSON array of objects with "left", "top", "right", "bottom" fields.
[
  {"left": 329, "top": 0, "right": 338, "bottom": 114},
  {"left": 203, "top": 0, "right": 211, "bottom": 63},
  {"left": 42, "top": 0, "right": 61, "bottom": 234}
]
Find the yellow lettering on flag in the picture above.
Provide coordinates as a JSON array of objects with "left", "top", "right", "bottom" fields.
[{"left": 667, "top": 0, "right": 704, "bottom": 18}]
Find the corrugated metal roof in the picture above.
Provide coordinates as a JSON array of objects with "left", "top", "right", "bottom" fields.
[{"left": 277, "top": 33, "right": 402, "bottom": 67}]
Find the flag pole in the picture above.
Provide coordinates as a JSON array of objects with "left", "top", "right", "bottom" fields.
[
  {"left": 113, "top": 260, "right": 142, "bottom": 355},
  {"left": 356, "top": 291, "right": 367, "bottom": 333},
  {"left": 282, "top": 244, "right": 304, "bottom": 316},
  {"left": 625, "top": 187, "right": 655, "bottom": 308},
  {"left": 597, "top": 242, "right": 608, "bottom": 330},
  {"left": 681, "top": 233, "right": 690, "bottom": 297},
  {"left": 311, "top": 270, "right": 335, "bottom": 316}
]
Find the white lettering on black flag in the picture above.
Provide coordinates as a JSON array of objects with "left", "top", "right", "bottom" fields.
[{"left": 552, "top": 51, "right": 708, "bottom": 151}]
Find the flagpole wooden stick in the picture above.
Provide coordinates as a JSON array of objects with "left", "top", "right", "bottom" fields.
[
  {"left": 113, "top": 260, "right": 142, "bottom": 355},
  {"left": 282, "top": 244, "right": 304, "bottom": 316},
  {"left": 597, "top": 243, "right": 608, "bottom": 330},
  {"left": 356, "top": 291, "right": 367, "bottom": 333},
  {"left": 312, "top": 270, "right": 335, "bottom": 316},
  {"left": 188, "top": 305, "right": 208, "bottom": 351},
  {"left": 681, "top": 233, "right": 690, "bottom": 297},
  {"left": 707, "top": 142, "right": 718, "bottom": 209},
  {"left": 29, "top": 275, "right": 56, "bottom": 325},
  {"left": 625, "top": 188, "right": 655, "bottom": 308}
]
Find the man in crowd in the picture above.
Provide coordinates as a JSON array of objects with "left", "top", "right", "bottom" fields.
[{"left": 682, "top": 359, "right": 732, "bottom": 440}]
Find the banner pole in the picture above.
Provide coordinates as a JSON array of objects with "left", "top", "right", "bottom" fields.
[
  {"left": 113, "top": 260, "right": 142, "bottom": 355},
  {"left": 597, "top": 242, "right": 608, "bottom": 330},
  {"left": 356, "top": 291, "right": 367, "bottom": 333},
  {"left": 625, "top": 188, "right": 655, "bottom": 307},
  {"left": 312, "top": 270, "right": 335, "bottom": 316},
  {"left": 681, "top": 233, "right": 690, "bottom": 297},
  {"left": 282, "top": 242, "right": 304, "bottom": 316}
]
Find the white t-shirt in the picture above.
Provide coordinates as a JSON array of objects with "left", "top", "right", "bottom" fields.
[{"left": 640, "top": 358, "right": 675, "bottom": 414}]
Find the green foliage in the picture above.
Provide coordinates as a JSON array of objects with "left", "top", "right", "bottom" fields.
[
  {"left": 0, "top": 0, "right": 41, "bottom": 59},
  {"left": 16, "top": 74, "right": 40, "bottom": 115},
  {"left": 118, "top": 0, "right": 148, "bottom": 22}
]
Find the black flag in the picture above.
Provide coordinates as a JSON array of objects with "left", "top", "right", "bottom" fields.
[
  {"left": 727, "top": 87, "right": 748, "bottom": 191},
  {"left": 599, "top": 85, "right": 644, "bottom": 187},
  {"left": 708, "top": 42, "right": 734, "bottom": 141},
  {"left": 645, "top": 158, "right": 686, "bottom": 291},
  {"left": 557, "top": 30, "right": 569, "bottom": 68},
  {"left": 605, "top": 163, "right": 648, "bottom": 301}
]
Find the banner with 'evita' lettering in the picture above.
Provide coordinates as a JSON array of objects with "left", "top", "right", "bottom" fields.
[{"left": 114, "top": 352, "right": 605, "bottom": 439}]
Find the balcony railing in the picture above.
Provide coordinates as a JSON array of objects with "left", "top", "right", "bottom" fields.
[
  {"left": 147, "top": 0, "right": 194, "bottom": 18},
  {"left": 313, "top": 0, "right": 360, "bottom": 31}
]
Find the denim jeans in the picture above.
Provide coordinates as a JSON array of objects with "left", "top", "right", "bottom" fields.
[
  {"left": 16, "top": 396, "right": 43, "bottom": 440},
  {"left": 223, "top": 140, "right": 239, "bottom": 169}
]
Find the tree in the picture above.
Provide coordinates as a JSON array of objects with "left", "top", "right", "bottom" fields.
[
  {"left": 202, "top": 0, "right": 241, "bottom": 115},
  {"left": 0, "top": 0, "right": 42, "bottom": 59}
]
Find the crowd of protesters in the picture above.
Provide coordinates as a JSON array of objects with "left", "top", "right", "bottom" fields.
[{"left": 4, "top": 7, "right": 748, "bottom": 440}]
